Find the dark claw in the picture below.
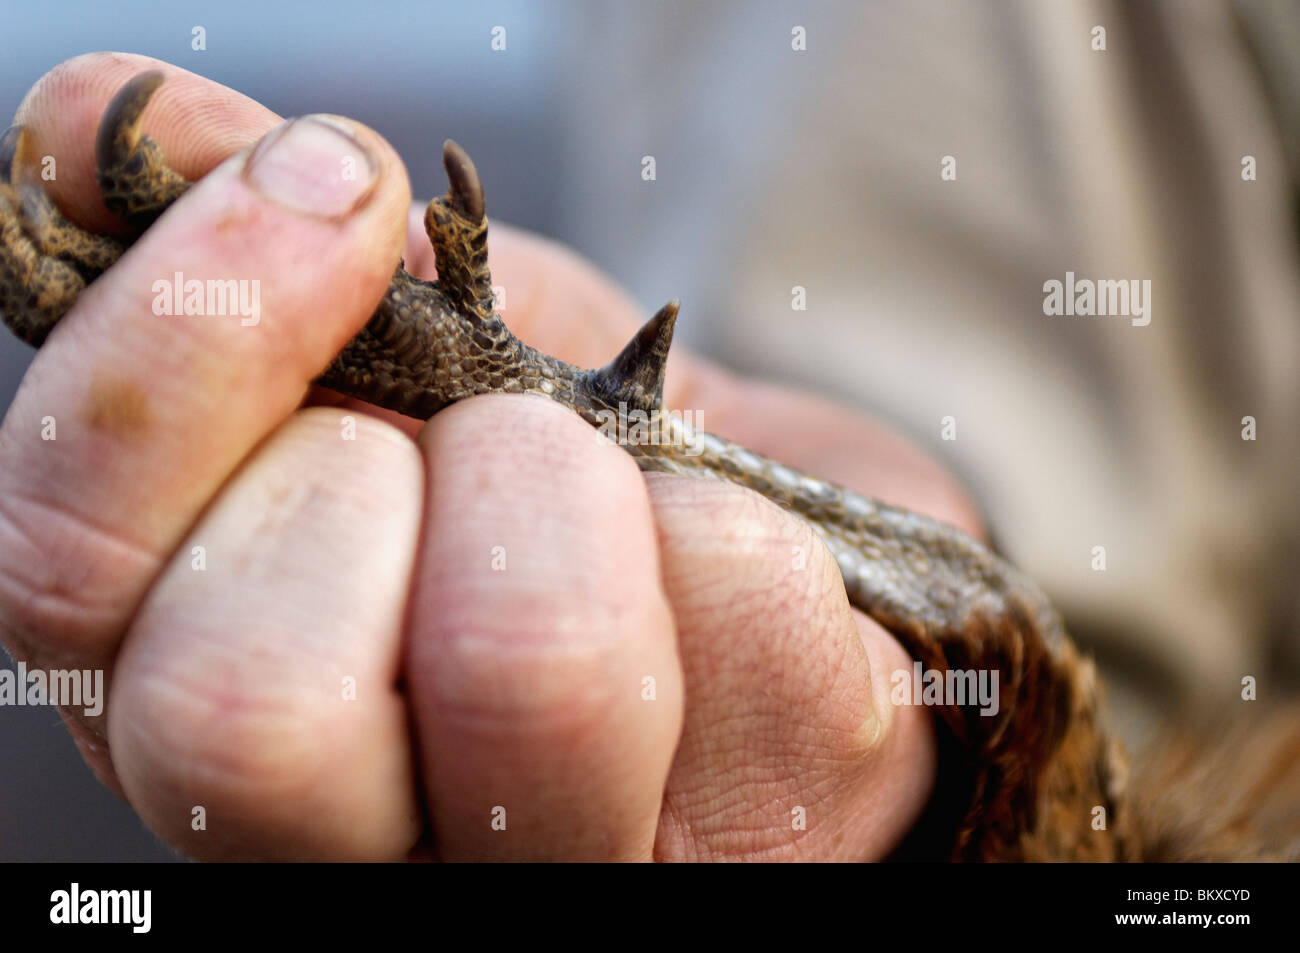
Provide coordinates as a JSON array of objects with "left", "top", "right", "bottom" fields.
[
  {"left": 95, "top": 70, "right": 165, "bottom": 174},
  {"left": 0, "top": 125, "right": 27, "bottom": 184},
  {"left": 442, "top": 139, "right": 485, "bottom": 222},
  {"left": 593, "top": 300, "right": 679, "bottom": 409}
]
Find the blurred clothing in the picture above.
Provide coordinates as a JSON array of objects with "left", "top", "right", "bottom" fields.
[{"left": 553, "top": 0, "right": 1300, "bottom": 744}]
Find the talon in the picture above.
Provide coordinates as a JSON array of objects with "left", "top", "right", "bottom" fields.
[
  {"left": 94, "top": 70, "right": 165, "bottom": 173},
  {"left": 94, "top": 71, "right": 189, "bottom": 232},
  {"left": 442, "top": 139, "right": 485, "bottom": 222},
  {"left": 593, "top": 300, "right": 679, "bottom": 409},
  {"left": 0, "top": 125, "right": 29, "bottom": 185}
]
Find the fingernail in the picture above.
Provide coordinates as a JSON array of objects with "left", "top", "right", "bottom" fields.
[{"left": 243, "top": 115, "right": 378, "bottom": 218}]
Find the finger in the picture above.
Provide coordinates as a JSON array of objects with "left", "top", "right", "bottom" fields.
[
  {"left": 0, "top": 69, "right": 410, "bottom": 773},
  {"left": 13, "top": 52, "right": 282, "bottom": 232},
  {"left": 107, "top": 409, "right": 423, "bottom": 860},
  {"left": 643, "top": 473, "right": 938, "bottom": 861},
  {"left": 407, "top": 395, "right": 684, "bottom": 861}
]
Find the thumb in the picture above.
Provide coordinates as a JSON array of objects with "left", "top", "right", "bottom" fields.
[
  {"left": 0, "top": 107, "right": 410, "bottom": 766},
  {"left": 6, "top": 106, "right": 413, "bottom": 547}
]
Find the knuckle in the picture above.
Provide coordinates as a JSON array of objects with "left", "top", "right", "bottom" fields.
[
  {"left": 652, "top": 476, "right": 844, "bottom": 617},
  {"left": 112, "top": 651, "right": 333, "bottom": 804},
  {"left": 0, "top": 485, "right": 156, "bottom": 656},
  {"left": 416, "top": 595, "right": 666, "bottom": 731}
]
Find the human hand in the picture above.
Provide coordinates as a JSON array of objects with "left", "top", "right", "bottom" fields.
[{"left": 0, "top": 53, "right": 984, "bottom": 860}]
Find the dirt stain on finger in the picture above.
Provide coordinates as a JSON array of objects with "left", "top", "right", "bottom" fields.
[{"left": 81, "top": 373, "right": 153, "bottom": 438}]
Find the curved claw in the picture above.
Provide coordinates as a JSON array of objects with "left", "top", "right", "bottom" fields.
[
  {"left": 0, "top": 125, "right": 29, "bottom": 185},
  {"left": 593, "top": 300, "right": 680, "bottom": 410},
  {"left": 442, "top": 139, "right": 485, "bottom": 222},
  {"left": 95, "top": 70, "right": 165, "bottom": 174}
]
